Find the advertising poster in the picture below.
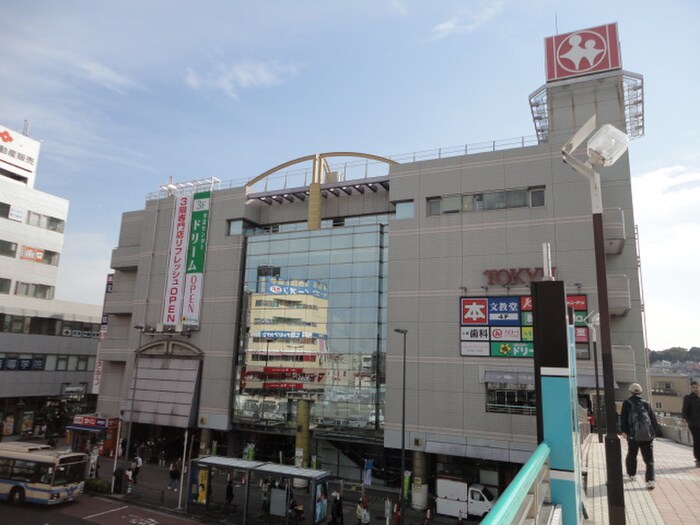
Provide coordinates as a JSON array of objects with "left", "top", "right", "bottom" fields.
[{"left": 460, "top": 294, "right": 587, "bottom": 359}]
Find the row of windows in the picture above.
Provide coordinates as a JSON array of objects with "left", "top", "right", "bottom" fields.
[
  {"left": 0, "top": 201, "right": 65, "bottom": 233},
  {"left": 227, "top": 214, "right": 389, "bottom": 237},
  {"left": 0, "top": 279, "right": 55, "bottom": 298},
  {"left": 0, "top": 353, "right": 95, "bottom": 372},
  {"left": 0, "top": 314, "right": 100, "bottom": 336},
  {"left": 0, "top": 238, "right": 60, "bottom": 265},
  {"left": 427, "top": 187, "right": 545, "bottom": 216},
  {"left": 15, "top": 281, "right": 55, "bottom": 299}
]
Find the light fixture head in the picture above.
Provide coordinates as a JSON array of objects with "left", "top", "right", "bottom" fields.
[
  {"left": 586, "top": 124, "right": 629, "bottom": 167},
  {"left": 394, "top": 328, "right": 408, "bottom": 335}
]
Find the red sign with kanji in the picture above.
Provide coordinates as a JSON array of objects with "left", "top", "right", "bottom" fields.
[
  {"left": 545, "top": 23, "right": 621, "bottom": 82},
  {"left": 461, "top": 298, "right": 488, "bottom": 325}
]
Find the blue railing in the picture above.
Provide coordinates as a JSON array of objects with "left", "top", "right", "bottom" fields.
[{"left": 481, "top": 442, "right": 554, "bottom": 525}]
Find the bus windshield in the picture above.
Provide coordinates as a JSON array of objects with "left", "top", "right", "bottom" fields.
[{"left": 53, "top": 462, "right": 86, "bottom": 485}]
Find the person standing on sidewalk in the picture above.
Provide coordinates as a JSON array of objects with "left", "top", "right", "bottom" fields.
[
  {"left": 620, "top": 382, "right": 659, "bottom": 489},
  {"left": 682, "top": 380, "right": 700, "bottom": 467},
  {"left": 168, "top": 459, "right": 180, "bottom": 491}
]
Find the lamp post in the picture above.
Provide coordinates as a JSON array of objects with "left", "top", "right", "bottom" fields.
[
  {"left": 124, "top": 325, "right": 144, "bottom": 466},
  {"left": 394, "top": 328, "right": 408, "bottom": 525},
  {"left": 563, "top": 115, "right": 629, "bottom": 525}
]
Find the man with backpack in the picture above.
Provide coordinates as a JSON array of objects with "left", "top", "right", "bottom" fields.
[
  {"left": 620, "top": 382, "right": 659, "bottom": 489},
  {"left": 681, "top": 380, "right": 700, "bottom": 467}
]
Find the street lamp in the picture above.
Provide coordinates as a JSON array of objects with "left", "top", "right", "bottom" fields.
[
  {"left": 394, "top": 328, "right": 408, "bottom": 525},
  {"left": 124, "top": 325, "right": 144, "bottom": 466},
  {"left": 562, "top": 115, "right": 629, "bottom": 525}
]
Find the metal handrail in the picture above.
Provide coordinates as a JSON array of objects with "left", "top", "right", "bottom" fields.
[{"left": 481, "top": 442, "right": 551, "bottom": 525}]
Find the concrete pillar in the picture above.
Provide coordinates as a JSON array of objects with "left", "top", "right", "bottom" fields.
[
  {"left": 295, "top": 399, "right": 311, "bottom": 466},
  {"left": 199, "top": 428, "right": 212, "bottom": 456},
  {"left": 411, "top": 450, "right": 428, "bottom": 510}
]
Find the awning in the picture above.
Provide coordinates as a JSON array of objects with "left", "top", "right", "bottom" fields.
[
  {"left": 483, "top": 370, "right": 535, "bottom": 385},
  {"left": 577, "top": 374, "right": 619, "bottom": 389},
  {"left": 65, "top": 425, "right": 107, "bottom": 433}
]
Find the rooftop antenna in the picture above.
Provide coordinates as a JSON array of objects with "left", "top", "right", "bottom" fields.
[
  {"left": 22, "top": 120, "right": 29, "bottom": 136},
  {"left": 554, "top": 14, "right": 559, "bottom": 35}
]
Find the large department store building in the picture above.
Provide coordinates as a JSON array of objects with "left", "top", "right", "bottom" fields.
[
  {"left": 0, "top": 123, "right": 102, "bottom": 437},
  {"left": 95, "top": 23, "right": 648, "bottom": 488}
]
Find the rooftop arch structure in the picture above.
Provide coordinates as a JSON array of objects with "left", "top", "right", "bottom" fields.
[{"left": 246, "top": 152, "right": 399, "bottom": 229}]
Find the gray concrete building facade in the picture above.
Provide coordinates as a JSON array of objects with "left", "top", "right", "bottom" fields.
[{"left": 96, "top": 23, "right": 648, "bottom": 490}]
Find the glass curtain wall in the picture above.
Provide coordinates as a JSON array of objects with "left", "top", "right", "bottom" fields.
[{"left": 234, "top": 221, "right": 388, "bottom": 431}]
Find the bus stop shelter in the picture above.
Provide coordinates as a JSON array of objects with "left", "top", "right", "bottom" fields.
[{"left": 189, "top": 456, "right": 332, "bottom": 525}]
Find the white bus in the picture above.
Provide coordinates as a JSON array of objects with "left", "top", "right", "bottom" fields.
[{"left": 0, "top": 442, "right": 88, "bottom": 505}]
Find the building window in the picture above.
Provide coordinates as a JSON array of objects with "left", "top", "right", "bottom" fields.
[
  {"left": 56, "top": 356, "right": 68, "bottom": 371},
  {"left": 427, "top": 197, "right": 441, "bottom": 216},
  {"left": 26, "top": 211, "right": 64, "bottom": 233},
  {"left": 394, "top": 201, "right": 414, "bottom": 220},
  {"left": 0, "top": 278, "right": 10, "bottom": 294},
  {"left": 15, "top": 282, "right": 55, "bottom": 299},
  {"left": 0, "top": 239, "right": 18, "bottom": 258},
  {"left": 77, "top": 356, "right": 89, "bottom": 371},
  {"left": 486, "top": 383, "right": 536, "bottom": 415},
  {"left": 0, "top": 202, "right": 9, "bottom": 218},
  {"left": 530, "top": 187, "right": 545, "bottom": 207},
  {"left": 428, "top": 187, "right": 546, "bottom": 216}
]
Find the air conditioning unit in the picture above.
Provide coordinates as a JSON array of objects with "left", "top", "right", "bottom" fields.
[
  {"left": 156, "top": 323, "right": 164, "bottom": 333},
  {"left": 62, "top": 328, "right": 72, "bottom": 336},
  {"left": 175, "top": 323, "right": 183, "bottom": 333}
]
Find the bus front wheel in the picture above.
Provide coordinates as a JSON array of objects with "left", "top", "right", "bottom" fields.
[{"left": 9, "top": 487, "right": 25, "bottom": 506}]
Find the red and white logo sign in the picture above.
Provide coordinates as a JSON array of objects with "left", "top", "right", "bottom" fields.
[
  {"left": 490, "top": 327, "right": 521, "bottom": 341},
  {"left": 545, "top": 23, "right": 621, "bottom": 82},
  {"left": 461, "top": 298, "right": 487, "bottom": 325}
]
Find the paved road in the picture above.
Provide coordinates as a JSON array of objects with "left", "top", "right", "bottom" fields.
[{"left": 2, "top": 494, "right": 200, "bottom": 525}]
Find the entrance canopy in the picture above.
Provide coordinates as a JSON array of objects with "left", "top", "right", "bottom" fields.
[{"left": 193, "top": 455, "right": 331, "bottom": 482}]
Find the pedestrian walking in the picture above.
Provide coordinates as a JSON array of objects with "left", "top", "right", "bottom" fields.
[
  {"left": 226, "top": 478, "right": 234, "bottom": 505},
  {"left": 158, "top": 449, "right": 166, "bottom": 468},
  {"left": 682, "top": 380, "right": 700, "bottom": 467},
  {"left": 168, "top": 460, "right": 180, "bottom": 491},
  {"left": 261, "top": 477, "right": 271, "bottom": 512},
  {"left": 131, "top": 457, "right": 142, "bottom": 484},
  {"left": 620, "top": 382, "right": 659, "bottom": 489}
]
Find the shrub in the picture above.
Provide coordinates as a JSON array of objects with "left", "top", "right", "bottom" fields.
[{"left": 85, "top": 478, "right": 110, "bottom": 493}]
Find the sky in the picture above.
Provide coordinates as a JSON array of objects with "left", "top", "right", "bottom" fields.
[{"left": 1, "top": 1, "right": 698, "bottom": 351}]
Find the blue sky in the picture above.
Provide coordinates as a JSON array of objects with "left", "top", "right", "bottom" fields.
[{"left": 1, "top": 1, "right": 698, "bottom": 351}]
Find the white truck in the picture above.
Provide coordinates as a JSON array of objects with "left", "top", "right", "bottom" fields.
[{"left": 435, "top": 477, "right": 498, "bottom": 519}]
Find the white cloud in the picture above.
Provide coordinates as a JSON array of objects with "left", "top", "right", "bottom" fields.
[
  {"left": 185, "top": 60, "right": 301, "bottom": 99},
  {"left": 386, "top": 1, "right": 408, "bottom": 17},
  {"left": 430, "top": 1, "right": 504, "bottom": 40},
  {"left": 77, "top": 60, "right": 145, "bottom": 94},
  {"left": 632, "top": 166, "right": 700, "bottom": 350}
]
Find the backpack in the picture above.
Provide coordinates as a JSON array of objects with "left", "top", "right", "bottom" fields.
[{"left": 628, "top": 399, "right": 654, "bottom": 442}]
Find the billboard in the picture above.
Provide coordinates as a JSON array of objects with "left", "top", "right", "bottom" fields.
[
  {"left": 460, "top": 295, "right": 588, "bottom": 358},
  {"left": 0, "top": 124, "right": 41, "bottom": 188},
  {"left": 162, "top": 194, "right": 192, "bottom": 326},
  {"left": 545, "top": 23, "right": 621, "bottom": 82},
  {"left": 183, "top": 191, "right": 211, "bottom": 326}
]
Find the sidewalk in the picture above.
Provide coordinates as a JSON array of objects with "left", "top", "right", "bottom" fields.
[{"left": 583, "top": 436, "right": 700, "bottom": 524}]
